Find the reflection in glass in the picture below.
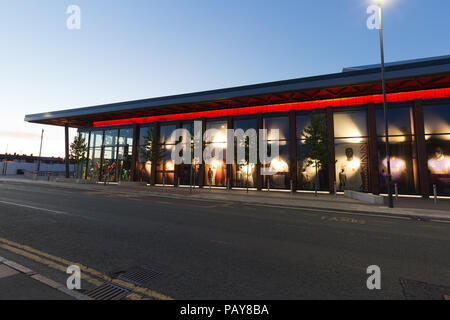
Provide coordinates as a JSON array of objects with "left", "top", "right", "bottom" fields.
[
  {"left": 424, "top": 105, "right": 450, "bottom": 135},
  {"left": 335, "top": 139, "right": 369, "bottom": 192},
  {"left": 334, "top": 111, "right": 367, "bottom": 138},
  {"left": 264, "top": 117, "right": 289, "bottom": 141},
  {"left": 378, "top": 137, "right": 418, "bottom": 194},
  {"left": 376, "top": 107, "right": 414, "bottom": 136},
  {"left": 204, "top": 121, "right": 227, "bottom": 187},
  {"left": 426, "top": 135, "right": 450, "bottom": 195}
]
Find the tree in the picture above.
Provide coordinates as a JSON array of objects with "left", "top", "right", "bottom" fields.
[
  {"left": 140, "top": 127, "right": 164, "bottom": 185},
  {"left": 69, "top": 133, "right": 88, "bottom": 178},
  {"left": 300, "top": 111, "right": 335, "bottom": 195}
]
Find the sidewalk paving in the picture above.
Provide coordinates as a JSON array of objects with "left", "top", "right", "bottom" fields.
[
  {"left": 0, "top": 176, "right": 449, "bottom": 222},
  {"left": 0, "top": 256, "right": 88, "bottom": 300}
]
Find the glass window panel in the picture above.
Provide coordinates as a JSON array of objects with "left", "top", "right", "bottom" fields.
[
  {"left": 182, "top": 121, "right": 195, "bottom": 143},
  {"left": 263, "top": 117, "right": 289, "bottom": 141},
  {"left": 426, "top": 135, "right": 450, "bottom": 195},
  {"left": 119, "top": 128, "right": 133, "bottom": 146},
  {"left": 205, "top": 121, "right": 227, "bottom": 143},
  {"left": 234, "top": 118, "right": 257, "bottom": 131},
  {"left": 335, "top": 139, "right": 370, "bottom": 192},
  {"left": 92, "top": 131, "right": 104, "bottom": 148},
  {"left": 104, "top": 130, "right": 118, "bottom": 147},
  {"left": 296, "top": 115, "right": 311, "bottom": 140},
  {"left": 160, "top": 124, "right": 177, "bottom": 144},
  {"left": 334, "top": 110, "right": 367, "bottom": 138},
  {"left": 297, "top": 140, "right": 328, "bottom": 191},
  {"left": 139, "top": 126, "right": 154, "bottom": 146},
  {"left": 103, "top": 146, "right": 117, "bottom": 181},
  {"left": 262, "top": 144, "right": 290, "bottom": 189},
  {"left": 87, "top": 148, "right": 102, "bottom": 180},
  {"left": 377, "top": 137, "right": 418, "bottom": 194},
  {"left": 424, "top": 105, "right": 450, "bottom": 135},
  {"left": 376, "top": 107, "right": 414, "bottom": 136},
  {"left": 205, "top": 159, "right": 227, "bottom": 187}
]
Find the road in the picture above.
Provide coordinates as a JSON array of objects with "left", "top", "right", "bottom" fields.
[{"left": 0, "top": 182, "right": 449, "bottom": 300}]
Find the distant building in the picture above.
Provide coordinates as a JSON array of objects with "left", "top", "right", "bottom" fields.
[{"left": 0, "top": 153, "right": 73, "bottom": 176}]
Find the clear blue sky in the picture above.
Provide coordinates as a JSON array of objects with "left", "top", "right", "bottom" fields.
[{"left": 0, "top": 0, "right": 449, "bottom": 157}]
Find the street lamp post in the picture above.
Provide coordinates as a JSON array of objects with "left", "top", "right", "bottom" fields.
[{"left": 378, "top": 1, "right": 394, "bottom": 208}]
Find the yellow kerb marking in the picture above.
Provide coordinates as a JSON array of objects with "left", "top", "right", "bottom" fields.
[{"left": 0, "top": 237, "right": 173, "bottom": 300}]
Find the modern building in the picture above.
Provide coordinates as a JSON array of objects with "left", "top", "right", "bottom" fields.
[{"left": 25, "top": 56, "right": 450, "bottom": 195}]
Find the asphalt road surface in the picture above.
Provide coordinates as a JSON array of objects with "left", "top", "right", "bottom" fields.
[{"left": 0, "top": 182, "right": 449, "bottom": 300}]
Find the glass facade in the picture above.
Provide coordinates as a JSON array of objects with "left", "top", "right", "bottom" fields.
[
  {"left": 137, "top": 125, "right": 154, "bottom": 183},
  {"left": 83, "top": 128, "right": 134, "bottom": 182},
  {"left": 334, "top": 110, "right": 369, "bottom": 192},
  {"left": 204, "top": 120, "right": 227, "bottom": 187},
  {"left": 263, "top": 116, "right": 290, "bottom": 189},
  {"left": 77, "top": 100, "right": 450, "bottom": 196},
  {"left": 296, "top": 113, "right": 329, "bottom": 191},
  {"left": 376, "top": 107, "right": 418, "bottom": 194},
  {"left": 157, "top": 124, "right": 176, "bottom": 185},
  {"left": 233, "top": 117, "right": 257, "bottom": 188},
  {"left": 424, "top": 105, "right": 450, "bottom": 195},
  {"left": 178, "top": 121, "right": 200, "bottom": 186}
]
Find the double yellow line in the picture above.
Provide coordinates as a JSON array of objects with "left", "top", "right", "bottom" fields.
[{"left": 0, "top": 237, "right": 173, "bottom": 300}]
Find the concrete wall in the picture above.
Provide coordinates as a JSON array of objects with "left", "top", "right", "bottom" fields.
[{"left": 1, "top": 161, "right": 74, "bottom": 175}]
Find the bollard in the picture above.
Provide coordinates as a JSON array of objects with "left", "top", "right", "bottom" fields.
[
  {"left": 177, "top": 177, "right": 180, "bottom": 187},
  {"left": 433, "top": 184, "right": 437, "bottom": 204},
  {"left": 290, "top": 180, "right": 294, "bottom": 194},
  {"left": 394, "top": 183, "right": 399, "bottom": 201},
  {"left": 267, "top": 179, "right": 270, "bottom": 192},
  {"left": 334, "top": 181, "right": 337, "bottom": 198}
]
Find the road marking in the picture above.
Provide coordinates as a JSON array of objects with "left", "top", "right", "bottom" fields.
[
  {"left": 0, "top": 237, "right": 173, "bottom": 300},
  {"left": 321, "top": 216, "right": 366, "bottom": 225},
  {"left": 0, "top": 243, "right": 103, "bottom": 286},
  {"left": 0, "top": 199, "right": 69, "bottom": 215}
]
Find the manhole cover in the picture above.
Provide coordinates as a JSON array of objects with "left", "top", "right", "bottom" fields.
[
  {"left": 117, "top": 266, "right": 162, "bottom": 287},
  {"left": 399, "top": 278, "right": 450, "bottom": 300},
  {"left": 84, "top": 282, "right": 130, "bottom": 300}
]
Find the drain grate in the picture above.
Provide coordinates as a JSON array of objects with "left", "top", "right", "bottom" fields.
[
  {"left": 84, "top": 282, "right": 130, "bottom": 300},
  {"left": 117, "top": 266, "right": 162, "bottom": 287}
]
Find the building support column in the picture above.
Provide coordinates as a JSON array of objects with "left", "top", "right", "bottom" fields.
[
  {"left": 256, "top": 113, "right": 263, "bottom": 190},
  {"left": 413, "top": 99, "right": 430, "bottom": 197},
  {"left": 130, "top": 123, "right": 139, "bottom": 182},
  {"left": 367, "top": 103, "right": 380, "bottom": 194},
  {"left": 198, "top": 119, "right": 206, "bottom": 188},
  {"left": 326, "top": 107, "right": 336, "bottom": 193},
  {"left": 174, "top": 120, "right": 182, "bottom": 187},
  {"left": 150, "top": 122, "right": 159, "bottom": 186},
  {"left": 84, "top": 131, "right": 91, "bottom": 180},
  {"left": 65, "top": 124, "right": 70, "bottom": 178},
  {"left": 289, "top": 110, "right": 297, "bottom": 191},
  {"left": 227, "top": 116, "right": 233, "bottom": 189}
]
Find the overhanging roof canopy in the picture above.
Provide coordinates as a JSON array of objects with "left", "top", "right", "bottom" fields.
[{"left": 25, "top": 55, "right": 450, "bottom": 128}]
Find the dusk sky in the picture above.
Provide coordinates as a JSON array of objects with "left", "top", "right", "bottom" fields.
[{"left": 1, "top": 0, "right": 449, "bottom": 157}]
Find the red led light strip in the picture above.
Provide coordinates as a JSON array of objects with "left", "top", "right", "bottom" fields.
[{"left": 93, "top": 88, "right": 450, "bottom": 127}]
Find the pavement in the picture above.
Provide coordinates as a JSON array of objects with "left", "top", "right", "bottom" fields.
[
  {"left": 0, "top": 255, "right": 87, "bottom": 300},
  {"left": 0, "top": 176, "right": 449, "bottom": 222},
  {"left": 0, "top": 177, "right": 449, "bottom": 299}
]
